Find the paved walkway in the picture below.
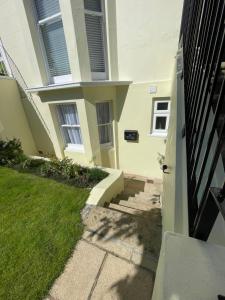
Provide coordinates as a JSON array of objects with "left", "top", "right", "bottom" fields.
[{"left": 45, "top": 176, "right": 162, "bottom": 300}]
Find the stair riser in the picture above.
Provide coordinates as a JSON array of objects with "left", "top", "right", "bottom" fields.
[{"left": 119, "top": 200, "right": 161, "bottom": 211}]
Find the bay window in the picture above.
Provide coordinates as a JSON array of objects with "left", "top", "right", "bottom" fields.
[
  {"left": 34, "top": 0, "right": 72, "bottom": 84},
  {"left": 96, "top": 102, "right": 113, "bottom": 146},
  {"left": 57, "top": 104, "right": 83, "bottom": 151},
  {"left": 84, "top": 0, "right": 107, "bottom": 80}
]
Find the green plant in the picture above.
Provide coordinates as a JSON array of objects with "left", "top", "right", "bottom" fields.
[
  {"left": 88, "top": 167, "right": 108, "bottom": 183},
  {"left": 40, "top": 158, "right": 74, "bottom": 179},
  {"left": 40, "top": 158, "right": 108, "bottom": 187},
  {"left": 23, "top": 158, "right": 46, "bottom": 169},
  {"left": 0, "top": 138, "right": 26, "bottom": 166}
]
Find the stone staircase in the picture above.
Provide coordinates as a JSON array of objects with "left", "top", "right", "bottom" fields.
[
  {"left": 83, "top": 175, "right": 162, "bottom": 273},
  {"left": 107, "top": 176, "right": 161, "bottom": 215}
]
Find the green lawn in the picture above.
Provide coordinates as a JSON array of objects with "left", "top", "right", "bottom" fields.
[{"left": 0, "top": 167, "right": 89, "bottom": 300}]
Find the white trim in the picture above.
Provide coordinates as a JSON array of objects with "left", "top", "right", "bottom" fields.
[
  {"left": 56, "top": 103, "right": 84, "bottom": 150},
  {"left": 92, "top": 72, "right": 107, "bottom": 80},
  {"left": 32, "top": 1, "right": 71, "bottom": 85},
  {"left": 96, "top": 101, "right": 114, "bottom": 146},
  {"left": 53, "top": 74, "right": 73, "bottom": 84},
  {"left": 149, "top": 133, "right": 168, "bottom": 138},
  {"left": 154, "top": 100, "right": 170, "bottom": 113},
  {"left": 151, "top": 99, "right": 170, "bottom": 135},
  {"left": 26, "top": 80, "right": 132, "bottom": 92},
  {"left": 65, "top": 144, "right": 85, "bottom": 153},
  {"left": 85, "top": 0, "right": 108, "bottom": 81}
]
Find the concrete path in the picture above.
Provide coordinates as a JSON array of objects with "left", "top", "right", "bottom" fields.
[{"left": 45, "top": 176, "right": 161, "bottom": 300}]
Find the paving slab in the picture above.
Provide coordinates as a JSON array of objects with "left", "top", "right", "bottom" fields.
[
  {"left": 48, "top": 240, "right": 106, "bottom": 300},
  {"left": 91, "top": 254, "right": 154, "bottom": 300}
]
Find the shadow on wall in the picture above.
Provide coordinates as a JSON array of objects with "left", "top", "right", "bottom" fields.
[
  {"left": 4, "top": 49, "right": 55, "bottom": 156},
  {"left": 116, "top": 86, "right": 129, "bottom": 122},
  {"left": 38, "top": 88, "right": 84, "bottom": 103},
  {"left": 21, "top": 95, "right": 55, "bottom": 156}
]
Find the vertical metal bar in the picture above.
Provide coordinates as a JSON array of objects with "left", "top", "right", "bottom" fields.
[{"left": 193, "top": 188, "right": 220, "bottom": 240}]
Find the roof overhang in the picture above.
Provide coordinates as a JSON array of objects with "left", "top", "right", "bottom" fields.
[{"left": 26, "top": 80, "right": 132, "bottom": 94}]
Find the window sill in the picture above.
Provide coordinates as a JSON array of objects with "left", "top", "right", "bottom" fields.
[
  {"left": 64, "top": 145, "right": 85, "bottom": 153},
  {"left": 100, "top": 143, "right": 114, "bottom": 150},
  {"left": 148, "top": 133, "right": 168, "bottom": 138}
]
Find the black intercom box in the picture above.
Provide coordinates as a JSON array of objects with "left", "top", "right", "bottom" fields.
[{"left": 124, "top": 130, "right": 139, "bottom": 141}]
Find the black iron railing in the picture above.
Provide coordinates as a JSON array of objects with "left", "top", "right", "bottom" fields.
[{"left": 181, "top": 0, "right": 225, "bottom": 240}]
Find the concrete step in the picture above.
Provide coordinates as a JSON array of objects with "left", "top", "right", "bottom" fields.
[
  {"left": 144, "top": 182, "right": 162, "bottom": 194},
  {"left": 108, "top": 203, "right": 142, "bottom": 215},
  {"left": 128, "top": 196, "right": 160, "bottom": 206},
  {"left": 119, "top": 200, "right": 161, "bottom": 211},
  {"left": 138, "top": 191, "right": 161, "bottom": 200}
]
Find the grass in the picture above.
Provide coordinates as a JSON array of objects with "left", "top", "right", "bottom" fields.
[{"left": 0, "top": 167, "right": 89, "bottom": 300}]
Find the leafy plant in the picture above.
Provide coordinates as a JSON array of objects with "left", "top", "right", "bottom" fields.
[
  {"left": 88, "top": 167, "right": 108, "bottom": 183},
  {"left": 23, "top": 158, "right": 46, "bottom": 169},
  {"left": 40, "top": 158, "right": 108, "bottom": 187},
  {"left": 0, "top": 138, "right": 26, "bottom": 166}
]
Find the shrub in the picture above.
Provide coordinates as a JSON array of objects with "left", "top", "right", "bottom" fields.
[
  {"left": 0, "top": 138, "right": 26, "bottom": 166},
  {"left": 40, "top": 158, "right": 108, "bottom": 187},
  {"left": 88, "top": 167, "right": 108, "bottom": 183},
  {"left": 23, "top": 158, "right": 46, "bottom": 169},
  {"left": 40, "top": 158, "right": 74, "bottom": 179}
]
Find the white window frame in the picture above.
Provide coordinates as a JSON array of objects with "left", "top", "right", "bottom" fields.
[
  {"left": 0, "top": 39, "right": 12, "bottom": 77},
  {"left": 33, "top": 2, "right": 72, "bottom": 85},
  {"left": 96, "top": 101, "right": 113, "bottom": 148},
  {"left": 151, "top": 100, "right": 170, "bottom": 137},
  {"left": 57, "top": 104, "right": 84, "bottom": 152},
  {"left": 84, "top": 0, "right": 108, "bottom": 80}
]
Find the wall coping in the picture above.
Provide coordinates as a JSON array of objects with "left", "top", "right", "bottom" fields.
[
  {"left": 152, "top": 231, "right": 225, "bottom": 299},
  {"left": 86, "top": 167, "right": 124, "bottom": 206}
]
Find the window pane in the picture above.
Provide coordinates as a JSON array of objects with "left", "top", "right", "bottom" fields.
[
  {"left": 157, "top": 102, "right": 168, "bottom": 111},
  {"left": 41, "top": 20, "right": 71, "bottom": 77},
  {"left": 155, "top": 116, "right": 167, "bottom": 130},
  {"left": 63, "top": 127, "right": 83, "bottom": 144},
  {"left": 35, "top": 0, "right": 60, "bottom": 20},
  {"left": 84, "top": 0, "right": 102, "bottom": 12},
  {"left": 85, "top": 14, "right": 105, "bottom": 73},
  {"left": 58, "top": 104, "right": 79, "bottom": 125},
  {"left": 99, "top": 125, "right": 112, "bottom": 144},
  {"left": 96, "top": 102, "right": 110, "bottom": 124}
]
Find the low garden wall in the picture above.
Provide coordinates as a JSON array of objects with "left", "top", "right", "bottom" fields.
[{"left": 86, "top": 168, "right": 124, "bottom": 206}]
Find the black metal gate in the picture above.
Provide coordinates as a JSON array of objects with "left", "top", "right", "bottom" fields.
[{"left": 181, "top": 0, "right": 225, "bottom": 240}]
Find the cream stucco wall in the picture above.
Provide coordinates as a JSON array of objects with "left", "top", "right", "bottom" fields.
[
  {"left": 115, "top": 0, "right": 183, "bottom": 83},
  {"left": 0, "top": 0, "right": 183, "bottom": 178},
  {"left": 116, "top": 81, "right": 170, "bottom": 178},
  {"left": 0, "top": 0, "right": 183, "bottom": 85},
  {"left": 0, "top": 78, "right": 37, "bottom": 155}
]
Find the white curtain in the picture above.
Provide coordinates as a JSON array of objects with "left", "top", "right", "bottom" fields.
[
  {"left": 96, "top": 102, "right": 113, "bottom": 144},
  {"left": 58, "top": 104, "right": 79, "bottom": 125},
  {"left": 63, "top": 127, "right": 82, "bottom": 145},
  {"left": 58, "top": 104, "right": 82, "bottom": 145},
  {"left": 96, "top": 102, "right": 110, "bottom": 124},
  {"left": 98, "top": 124, "right": 112, "bottom": 144}
]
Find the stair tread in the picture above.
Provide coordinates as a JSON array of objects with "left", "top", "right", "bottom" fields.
[
  {"left": 108, "top": 203, "right": 143, "bottom": 215},
  {"left": 119, "top": 200, "right": 161, "bottom": 211},
  {"left": 128, "top": 196, "right": 160, "bottom": 206}
]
